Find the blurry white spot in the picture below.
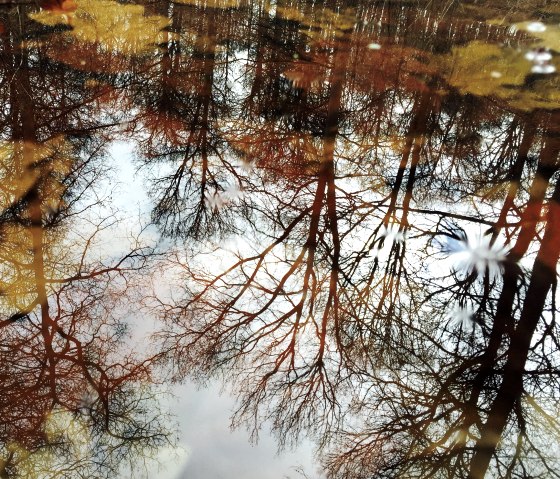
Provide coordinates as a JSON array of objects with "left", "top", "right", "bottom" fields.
[
  {"left": 525, "top": 50, "right": 552, "bottom": 62},
  {"left": 526, "top": 21, "right": 546, "bottom": 32},
  {"left": 524, "top": 46, "right": 556, "bottom": 74},
  {"left": 80, "top": 60, "right": 86, "bottom": 65},
  {"left": 446, "top": 232, "right": 509, "bottom": 280},
  {"left": 204, "top": 191, "right": 226, "bottom": 211},
  {"left": 379, "top": 224, "right": 406, "bottom": 244},
  {"left": 447, "top": 303, "right": 477, "bottom": 330},
  {"left": 222, "top": 184, "right": 244, "bottom": 202},
  {"left": 490, "top": 71, "right": 502, "bottom": 78},
  {"left": 293, "top": 53, "right": 299, "bottom": 59},
  {"left": 205, "top": 185, "right": 244, "bottom": 211},
  {"left": 531, "top": 63, "right": 556, "bottom": 74},
  {"left": 367, "top": 42, "right": 381, "bottom": 50},
  {"left": 239, "top": 160, "right": 254, "bottom": 173}
]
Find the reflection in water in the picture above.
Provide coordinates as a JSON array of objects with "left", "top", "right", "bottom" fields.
[
  {"left": 1, "top": 0, "right": 560, "bottom": 477},
  {"left": 0, "top": 8, "right": 169, "bottom": 478}
]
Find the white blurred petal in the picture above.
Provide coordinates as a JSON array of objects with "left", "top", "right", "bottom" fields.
[{"left": 447, "top": 232, "right": 509, "bottom": 280}]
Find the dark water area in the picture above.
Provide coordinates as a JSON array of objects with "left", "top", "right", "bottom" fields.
[{"left": 0, "top": 0, "right": 559, "bottom": 477}]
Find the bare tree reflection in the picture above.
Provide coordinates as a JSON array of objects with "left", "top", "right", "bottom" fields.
[
  {"left": 12, "top": 0, "right": 560, "bottom": 477},
  {"left": 0, "top": 7, "right": 170, "bottom": 477},
  {"left": 148, "top": 1, "right": 560, "bottom": 478}
]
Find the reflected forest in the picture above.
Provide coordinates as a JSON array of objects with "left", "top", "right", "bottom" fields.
[{"left": 1, "top": 0, "right": 560, "bottom": 477}]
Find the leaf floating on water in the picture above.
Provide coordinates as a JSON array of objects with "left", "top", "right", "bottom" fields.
[
  {"left": 0, "top": 137, "right": 73, "bottom": 314},
  {"left": 10, "top": 406, "right": 94, "bottom": 478},
  {"left": 442, "top": 42, "right": 527, "bottom": 94},
  {"left": 0, "top": 137, "right": 72, "bottom": 210},
  {"left": 438, "top": 41, "right": 560, "bottom": 111},
  {"left": 277, "top": 6, "right": 357, "bottom": 38},
  {"left": 40, "top": 0, "right": 77, "bottom": 13},
  {"left": 29, "top": 0, "right": 170, "bottom": 56}
]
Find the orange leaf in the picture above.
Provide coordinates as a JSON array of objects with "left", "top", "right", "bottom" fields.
[{"left": 40, "top": 0, "right": 78, "bottom": 13}]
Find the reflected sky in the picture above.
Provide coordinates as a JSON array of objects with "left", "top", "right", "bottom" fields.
[{"left": 108, "top": 141, "right": 322, "bottom": 479}]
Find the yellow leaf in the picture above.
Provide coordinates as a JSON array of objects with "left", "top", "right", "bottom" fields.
[{"left": 30, "top": 0, "right": 170, "bottom": 55}]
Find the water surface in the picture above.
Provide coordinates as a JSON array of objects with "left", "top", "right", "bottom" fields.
[{"left": 0, "top": 0, "right": 559, "bottom": 477}]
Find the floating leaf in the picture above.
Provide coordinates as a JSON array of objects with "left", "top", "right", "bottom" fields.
[
  {"left": 30, "top": 0, "right": 170, "bottom": 56},
  {"left": 437, "top": 41, "right": 560, "bottom": 111},
  {"left": 0, "top": 137, "right": 72, "bottom": 314},
  {"left": 277, "top": 6, "right": 357, "bottom": 38},
  {"left": 39, "top": 0, "right": 78, "bottom": 13},
  {"left": 40, "top": 0, "right": 77, "bottom": 13}
]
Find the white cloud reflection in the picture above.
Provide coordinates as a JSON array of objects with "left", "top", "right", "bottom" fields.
[
  {"left": 170, "top": 381, "right": 323, "bottom": 479},
  {"left": 107, "top": 142, "right": 323, "bottom": 479}
]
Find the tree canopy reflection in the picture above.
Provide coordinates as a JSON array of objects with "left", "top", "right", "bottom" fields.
[
  {"left": 2, "top": 0, "right": 560, "bottom": 477},
  {"left": 141, "top": 1, "right": 560, "bottom": 478},
  {"left": 0, "top": 6, "right": 170, "bottom": 477}
]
